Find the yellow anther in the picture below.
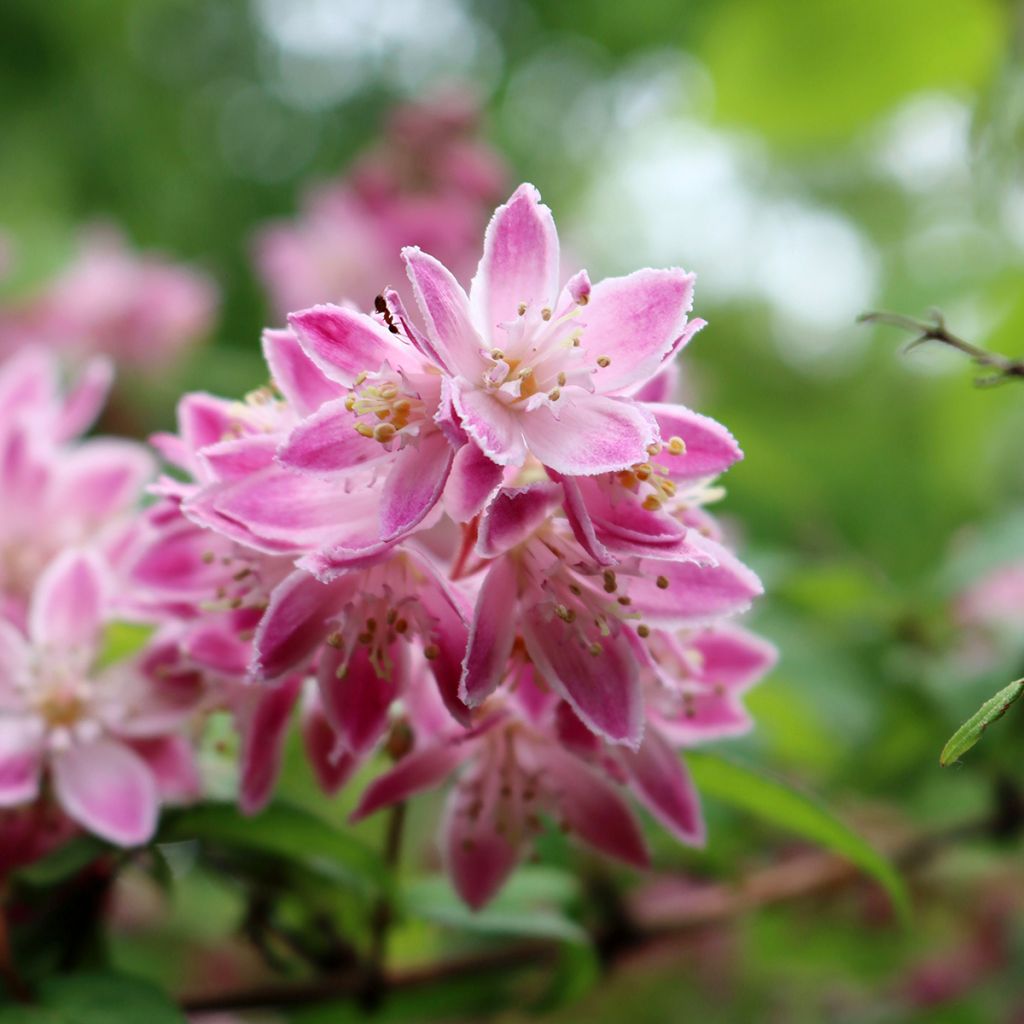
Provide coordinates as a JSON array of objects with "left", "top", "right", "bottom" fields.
[
  {"left": 355, "top": 422, "right": 375, "bottom": 438},
  {"left": 617, "top": 595, "right": 632, "bottom": 606},
  {"left": 656, "top": 575, "right": 670, "bottom": 590},
  {"left": 557, "top": 372, "right": 567, "bottom": 386},
  {"left": 637, "top": 624, "right": 650, "bottom": 638},
  {"left": 602, "top": 569, "right": 617, "bottom": 593},
  {"left": 344, "top": 395, "right": 356, "bottom": 411},
  {"left": 394, "top": 618, "right": 408, "bottom": 634},
  {"left": 548, "top": 388, "right": 561, "bottom": 402},
  {"left": 596, "top": 355, "right": 611, "bottom": 368},
  {"left": 642, "top": 495, "right": 662, "bottom": 511},
  {"left": 372, "top": 423, "right": 397, "bottom": 443},
  {"left": 646, "top": 443, "right": 661, "bottom": 457},
  {"left": 424, "top": 644, "right": 440, "bottom": 660},
  {"left": 517, "top": 302, "right": 527, "bottom": 316},
  {"left": 354, "top": 371, "right": 368, "bottom": 386},
  {"left": 667, "top": 435, "right": 686, "bottom": 455},
  {"left": 490, "top": 349, "right": 504, "bottom": 360},
  {"left": 588, "top": 641, "right": 603, "bottom": 657},
  {"left": 541, "top": 307, "right": 552, "bottom": 321}
]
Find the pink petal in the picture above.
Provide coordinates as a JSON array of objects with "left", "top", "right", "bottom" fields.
[
  {"left": 442, "top": 442, "right": 504, "bottom": 523},
  {"left": 0, "top": 721, "right": 42, "bottom": 806},
  {"left": 288, "top": 304, "right": 417, "bottom": 385},
  {"left": 262, "top": 327, "right": 340, "bottom": 416},
  {"left": 129, "top": 735, "right": 202, "bottom": 803},
  {"left": 649, "top": 404, "right": 743, "bottom": 480},
  {"left": 199, "top": 435, "right": 278, "bottom": 482},
  {"left": 58, "top": 357, "right": 115, "bottom": 440},
  {"left": 403, "top": 247, "right": 481, "bottom": 378},
  {"left": 582, "top": 268, "right": 695, "bottom": 393},
  {"left": 689, "top": 625, "right": 777, "bottom": 688},
  {"left": 522, "top": 606, "right": 643, "bottom": 748},
  {"left": 29, "top": 549, "right": 106, "bottom": 655},
  {"left": 55, "top": 440, "right": 153, "bottom": 524},
  {"left": 52, "top": 740, "right": 158, "bottom": 846},
  {"left": 520, "top": 392, "right": 657, "bottom": 476},
  {"left": 0, "top": 621, "right": 31, "bottom": 703},
  {"left": 380, "top": 432, "right": 453, "bottom": 540},
  {"left": 459, "top": 557, "right": 518, "bottom": 707},
  {"left": 541, "top": 746, "right": 649, "bottom": 868},
  {"left": 476, "top": 483, "right": 561, "bottom": 557},
  {"left": 301, "top": 685, "right": 357, "bottom": 794},
  {"left": 469, "top": 183, "right": 560, "bottom": 332},
  {"left": 629, "top": 539, "right": 763, "bottom": 626},
  {"left": 239, "top": 676, "right": 301, "bottom": 815},
  {"left": 618, "top": 729, "right": 705, "bottom": 846},
  {"left": 278, "top": 397, "right": 382, "bottom": 474},
  {"left": 349, "top": 741, "right": 470, "bottom": 822},
  {"left": 176, "top": 392, "right": 236, "bottom": 460},
  {"left": 450, "top": 384, "right": 527, "bottom": 467},
  {"left": 318, "top": 642, "right": 397, "bottom": 757},
  {"left": 629, "top": 361, "right": 679, "bottom": 404},
  {"left": 443, "top": 778, "right": 522, "bottom": 910},
  {"left": 253, "top": 569, "right": 359, "bottom": 680}
]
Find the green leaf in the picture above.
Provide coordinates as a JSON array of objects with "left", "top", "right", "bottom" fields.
[
  {"left": 940, "top": 679, "right": 1024, "bottom": 767},
  {"left": 95, "top": 622, "right": 155, "bottom": 670},
  {"left": 403, "top": 867, "right": 587, "bottom": 945},
  {"left": 687, "top": 752, "right": 910, "bottom": 922},
  {"left": 12, "top": 836, "right": 110, "bottom": 888},
  {"left": 158, "top": 801, "right": 388, "bottom": 894},
  {"left": 0, "top": 972, "right": 184, "bottom": 1023}
]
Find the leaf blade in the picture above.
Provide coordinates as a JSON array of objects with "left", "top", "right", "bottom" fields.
[{"left": 940, "top": 678, "right": 1024, "bottom": 767}]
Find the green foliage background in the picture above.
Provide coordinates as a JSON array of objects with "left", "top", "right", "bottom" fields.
[{"left": 2, "top": 0, "right": 1024, "bottom": 1020}]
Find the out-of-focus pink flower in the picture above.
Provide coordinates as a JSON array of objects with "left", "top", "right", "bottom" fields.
[
  {"left": 0, "top": 348, "right": 152, "bottom": 625},
  {"left": 254, "top": 92, "right": 508, "bottom": 315},
  {"left": 0, "top": 801, "right": 77, "bottom": 879},
  {"left": 0, "top": 227, "right": 217, "bottom": 371},
  {"left": 956, "top": 561, "right": 1024, "bottom": 633},
  {"left": 0, "top": 550, "right": 198, "bottom": 845}
]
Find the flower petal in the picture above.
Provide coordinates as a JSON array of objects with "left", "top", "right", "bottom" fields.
[
  {"left": 52, "top": 740, "right": 158, "bottom": 846},
  {"left": 443, "top": 442, "right": 505, "bottom": 523},
  {"left": 522, "top": 606, "right": 643, "bottom": 748},
  {"left": 476, "top": 483, "right": 562, "bottom": 558},
  {"left": 262, "top": 327, "right": 340, "bottom": 416},
  {"left": 460, "top": 556, "right": 518, "bottom": 707},
  {"left": 649, "top": 404, "right": 743, "bottom": 480},
  {"left": 520, "top": 392, "right": 657, "bottom": 476},
  {"left": 403, "top": 247, "right": 481, "bottom": 378},
  {"left": 470, "top": 183, "right": 560, "bottom": 332},
  {"left": 318, "top": 642, "right": 398, "bottom": 757},
  {"left": 253, "top": 569, "right": 359, "bottom": 680},
  {"left": 288, "top": 304, "right": 417, "bottom": 385},
  {"left": 618, "top": 730, "right": 704, "bottom": 846},
  {"left": 380, "top": 432, "right": 453, "bottom": 541},
  {"left": 582, "top": 268, "right": 695, "bottom": 393},
  {"left": 29, "top": 549, "right": 106, "bottom": 655},
  {"left": 450, "top": 384, "right": 527, "bottom": 467},
  {"left": 0, "top": 720, "right": 42, "bottom": 806},
  {"left": 301, "top": 684, "right": 357, "bottom": 795},
  {"left": 278, "top": 397, "right": 382, "bottom": 475},
  {"left": 238, "top": 676, "right": 301, "bottom": 815},
  {"left": 541, "top": 746, "right": 649, "bottom": 868},
  {"left": 129, "top": 736, "right": 202, "bottom": 804}
]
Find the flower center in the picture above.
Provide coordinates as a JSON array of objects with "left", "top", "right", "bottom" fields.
[{"left": 346, "top": 371, "right": 426, "bottom": 446}]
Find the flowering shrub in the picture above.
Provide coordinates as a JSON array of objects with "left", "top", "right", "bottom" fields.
[{"left": 0, "top": 184, "right": 771, "bottom": 916}]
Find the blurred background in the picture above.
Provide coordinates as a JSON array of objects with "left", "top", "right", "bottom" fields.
[{"left": 3, "top": 0, "right": 1024, "bottom": 1020}]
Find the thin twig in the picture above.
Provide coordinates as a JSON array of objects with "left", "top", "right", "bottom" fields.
[
  {"left": 859, "top": 310, "right": 1024, "bottom": 386},
  {"left": 180, "top": 800, "right": 1021, "bottom": 1016}
]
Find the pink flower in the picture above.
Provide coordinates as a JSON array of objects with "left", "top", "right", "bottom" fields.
[
  {"left": 254, "top": 92, "right": 508, "bottom": 316},
  {"left": 0, "top": 349, "right": 152, "bottom": 625},
  {"left": 460, "top": 483, "right": 762, "bottom": 747},
  {"left": 400, "top": 183, "right": 703, "bottom": 476},
  {"left": 0, "top": 227, "right": 217, "bottom": 371},
  {"left": 0, "top": 551, "right": 196, "bottom": 845}
]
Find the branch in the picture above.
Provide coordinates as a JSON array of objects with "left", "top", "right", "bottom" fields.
[
  {"left": 180, "top": 792, "right": 1023, "bottom": 1016},
  {"left": 859, "top": 310, "right": 1024, "bottom": 385}
]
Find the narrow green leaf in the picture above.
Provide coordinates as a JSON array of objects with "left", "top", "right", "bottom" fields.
[
  {"left": 403, "top": 868, "right": 588, "bottom": 945},
  {"left": 13, "top": 836, "right": 109, "bottom": 887},
  {"left": 158, "top": 801, "right": 388, "bottom": 893},
  {"left": 95, "top": 622, "right": 155, "bottom": 670},
  {"left": 940, "top": 679, "right": 1024, "bottom": 767},
  {"left": 687, "top": 752, "right": 910, "bottom": 922}
]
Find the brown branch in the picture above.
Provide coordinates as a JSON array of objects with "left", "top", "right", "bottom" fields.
[
  {"left": 859, "top": 310, "right": 1024, "bottom": 385},
  {"left": 180, "top": 803, "right": 1019, "bottom": 1016}
]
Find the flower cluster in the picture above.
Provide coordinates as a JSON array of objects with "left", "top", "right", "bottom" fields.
[
  {"left": 253, "top": 91, "right": 508, "bottom": 317},
  {"left": 0, "top": 227, "right": 217, "bottom": 372},
  {"left": 0, "top": 184, "right": 772, "bottom": 908}
]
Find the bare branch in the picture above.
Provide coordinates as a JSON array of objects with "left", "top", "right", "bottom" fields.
[{"left": 859, "top": 310, "right": 1024, "bottom": 386}]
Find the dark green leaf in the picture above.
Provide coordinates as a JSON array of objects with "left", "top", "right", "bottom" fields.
[
  {"left": 688, "top": 752, "right": 910, "bottom": 921},
  {"left": 940, "top": 679, "right": 1024, "bottom": 766},
  {"left": 0, "top": 972, "right": 184, "bottom": 1024},
  {"left": 158, "top": 801, "right": 388, "bottom": 894},
  {"left": 12, "top": 837, "right": 109, "bottom": 888}
]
